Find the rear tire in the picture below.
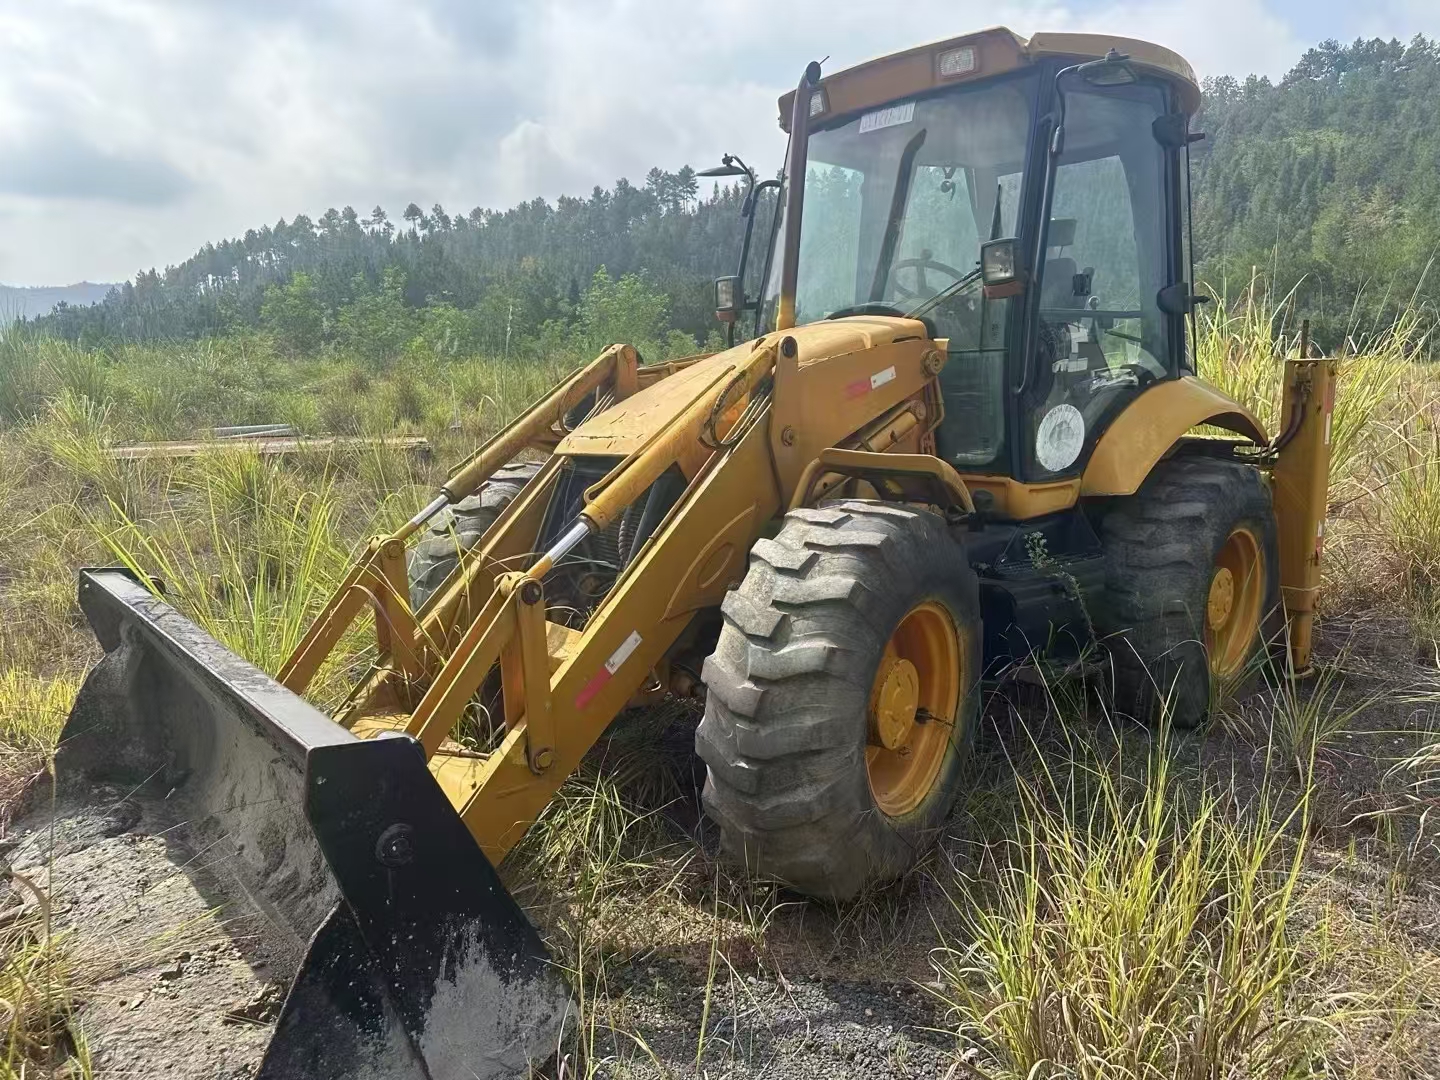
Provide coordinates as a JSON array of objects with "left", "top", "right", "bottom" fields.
[
  {"left": 406, "top": 461, "right": 541, "bottom": 610},
  {"left": 1095, "top": 457, "right": 1282, "bottom": 729},
  {"left": 695, "top": 500, "right": 981, "bottom": 901}
]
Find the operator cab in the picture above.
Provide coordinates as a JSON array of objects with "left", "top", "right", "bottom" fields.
[{"left": 740, "top": 29, "right": 1202, "bottom": 506}]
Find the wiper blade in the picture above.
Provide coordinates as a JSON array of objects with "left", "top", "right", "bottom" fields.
[{"left": 904, "top": 266, "right": 983, "bottom": 321}]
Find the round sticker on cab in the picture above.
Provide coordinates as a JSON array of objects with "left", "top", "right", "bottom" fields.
[{"left": 1036, "top": 404, "right": 1085, "bottom": 472}]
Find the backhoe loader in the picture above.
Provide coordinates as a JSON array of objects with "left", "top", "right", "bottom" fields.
[{"left": 54, "top": 26, "right": 1336, "bottom": 1079}]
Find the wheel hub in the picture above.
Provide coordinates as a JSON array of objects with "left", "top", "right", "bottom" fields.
[
  {"left": 865, "top": 600, "right": 964, "bottom": 819},
  {"left": 1207, "top": 567, "right": 1235, "bottom": 629},
  {"left": 870, "top": 657, "right": 920, "bottom": 750}
]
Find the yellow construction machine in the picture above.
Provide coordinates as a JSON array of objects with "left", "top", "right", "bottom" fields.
[{"left": 56, "top": 27, "right": 1336, "bottom": 1078}]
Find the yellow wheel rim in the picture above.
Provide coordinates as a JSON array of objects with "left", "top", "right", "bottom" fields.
[
  {"left": 866, "top": 601, "right": 962, "bottom": 818},
  {"left": 1205, "top": 526, "right": 1264, "bottom": 678}
]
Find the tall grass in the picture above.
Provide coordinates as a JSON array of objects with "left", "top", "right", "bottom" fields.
[
  {"left": 0, "top": 907, "right": 90, "bottom": 1080},
  {"left": 1196, "top": 273, "right": 1424, "bottom": 491},
  {"left": 1199, "top": 277, "right": 1440, "bottom": 647},
  {"left": 1377, "top": 420, "right": 1440, "bottom": 647},
  {"left": 0, "top": 326, "right": 570, "bottom": 446},
  {"left": 933, "top": 727, "right": 1356, "bottom": 1078},
  {"left": 25, "top": 391, "right": 137, "bottom": 512},
  {"left": 0, "top": 287, "right": 1435, "bottom": 1075},
  {"left": 94, "top": 452, "right": 364, "bottom": 702},
  {"left": 0, "top": 671, "right": 79, "bottom": 763}
]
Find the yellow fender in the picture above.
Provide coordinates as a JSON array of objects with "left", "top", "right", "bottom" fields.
[{"left": 1081, "top": 376, "right": 1268, "bottom": 497}]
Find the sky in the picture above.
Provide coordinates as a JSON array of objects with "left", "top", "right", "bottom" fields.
[{"left": 0, "top": 0, "right": 1436, "bottom": 287}]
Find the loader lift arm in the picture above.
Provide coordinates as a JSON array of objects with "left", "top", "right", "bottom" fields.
[
  {"left": 277, "top": 339, "right": 779, "bottom": 862},
  {"left": 278, "top": 342, "right": 714, "bottom": 696}
]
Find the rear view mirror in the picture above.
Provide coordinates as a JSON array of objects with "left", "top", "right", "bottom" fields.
[
  {"left": 981, "top": 238, "right": 1025, "bottom": 299},
  {"left": 714, "top": 275, "right": 744, "bottom": 323}
]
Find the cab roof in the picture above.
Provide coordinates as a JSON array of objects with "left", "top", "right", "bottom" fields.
[{"left": 777, "top": 26, "right": 1201, "bottom": 130}]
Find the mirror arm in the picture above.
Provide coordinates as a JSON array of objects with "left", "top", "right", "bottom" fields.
[{"left": 726, "top": 163, "right": 761, "bottom": 347}]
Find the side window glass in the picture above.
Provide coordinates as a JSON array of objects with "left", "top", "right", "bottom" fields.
[
  {"left": 794, "top": 165, "right": 864, "bottom": 323},
  {"left": 1052, "top": 157, "right": 1143, "bottom": 320}
]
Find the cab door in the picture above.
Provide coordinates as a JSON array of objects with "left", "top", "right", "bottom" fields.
[{"left": 1021, "top": 79, "right": 1185, "bottom": 481}]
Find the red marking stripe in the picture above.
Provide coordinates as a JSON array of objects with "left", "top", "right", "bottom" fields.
[
  {"left": 845, "top": 377, "right": 871, "bottom": 398},
  {"left": 574, "top": 667, "right": 612, "bottom": 711}
]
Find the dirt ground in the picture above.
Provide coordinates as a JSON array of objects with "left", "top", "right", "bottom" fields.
[{"left": 7, "top": 613, "right": 1440, "bottom": 1079}]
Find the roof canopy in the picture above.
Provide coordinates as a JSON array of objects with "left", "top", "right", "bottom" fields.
[{"left": 777, "top": 26, "right": 1201, "bottom": 131}]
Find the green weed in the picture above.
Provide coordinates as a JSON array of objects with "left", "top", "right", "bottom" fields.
[{"left": 932, "top": 726, "right": 1360, "bottom": 1079}]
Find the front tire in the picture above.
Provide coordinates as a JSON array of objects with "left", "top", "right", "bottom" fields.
[
  {"left": 695, "top": 501, "right": 981, "bottom": 900},
  {"left": 406, "top": 461, "right": 541, "bottom": 610},
  {"left": 1095, "top": 457, "right": 1282, "bottom": 729}
]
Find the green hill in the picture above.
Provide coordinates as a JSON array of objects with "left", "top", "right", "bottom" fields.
[{"left": 1194, "top": 36, "right": 1440, "bottom": 337}]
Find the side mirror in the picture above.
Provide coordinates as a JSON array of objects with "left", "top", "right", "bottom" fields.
[
  {"left": 980, "top": 238, "right": 1025, "bottom": 299},
  {"left": 714, "top": 275, "right": 744, "bottom": 323}
]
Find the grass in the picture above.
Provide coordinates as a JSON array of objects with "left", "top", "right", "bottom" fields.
[
  {"left": 0, "top": 906, "right": 90, "bottom": 1080},
  {"left": 0, "top": 289, "right": 1437, "bottom": 1074},
  {"left": 0, "top": 321, "right": 586, "bottom": 448},
  {"left": 1376, "top": 421, "right": 1440, "bottom": 651},
  {"left": 934, "top": 727, "right": 1331, "bottom": 1079},
  {"left": 97, "top": 455, "right": 362, "bottom": 695}
]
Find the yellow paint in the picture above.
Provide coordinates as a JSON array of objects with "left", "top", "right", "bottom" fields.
[
  {"left": 871, "top": 656, "right": 920, "bottom": 751},
  {"left": 1272, "top": 358, "right": 1337, "bottom": 673},
  {"left": 460, "top": 416, "right": 782, "bottom": 862},
  {"left": 555, "top": 348, "right": 741, "bottom": 458},
  {"left": 865, "top": 600, "right": 961, "bottom": 818},
  {"left": 953, "top": 474, "right": 1082, "bottom": 520},
  {"left": 792, "top": 449, "right": 973, "bottom": 513},
  {"left": 1082, "top": 377, "right": 1268, "bottom": 497},
  {"left": 663, "top": 503, "right": 758, "bottom": 620},
  {"left": 578, "top": 349, "right": 774, "bottom": 531},
  {"left": 769, "top": 322, "right": 935, "bottom": 493},
  {"left": 1027, "top": 33, "right": 1200, "bottom": 110},
  {"left": 1206, "top": 525, "right": 1264, "bottom": 678}
]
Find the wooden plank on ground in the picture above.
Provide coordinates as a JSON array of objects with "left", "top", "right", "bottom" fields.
[{"left": 104, "top": 435, "right": 431, "bottom": 460}]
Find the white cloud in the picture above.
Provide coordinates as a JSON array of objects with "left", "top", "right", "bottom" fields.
[
  {"left": 1361, "top": 0, "right": 1440, "bottom": 43},
  {"left": 0, "top": 0, "right": 1390, "bottom": 284}
]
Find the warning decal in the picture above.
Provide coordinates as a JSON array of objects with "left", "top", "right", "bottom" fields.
[{"left": 574, "top": 630, "right": 644, "bottom": 710}]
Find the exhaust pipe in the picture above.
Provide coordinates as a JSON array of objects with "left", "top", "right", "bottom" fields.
[{"left": 56, "top": 569, "right": 571, "bottom": 1079}]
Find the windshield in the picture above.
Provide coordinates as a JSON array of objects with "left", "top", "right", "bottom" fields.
[{"left": 767, "top": 74, "right": 1036, "bottom": 326}]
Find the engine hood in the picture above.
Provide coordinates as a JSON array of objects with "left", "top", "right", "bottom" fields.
[{"left": 555, "top": 316, "right": 929, "bottom": 458}]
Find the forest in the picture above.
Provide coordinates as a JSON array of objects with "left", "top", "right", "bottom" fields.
[{"left": 21, "top": 34, "right": 1440, "bottom": 358}]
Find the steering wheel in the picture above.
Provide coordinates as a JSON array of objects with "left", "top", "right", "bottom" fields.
[{"left": 889, "top": 253, "right": 967, "bottom": 301}]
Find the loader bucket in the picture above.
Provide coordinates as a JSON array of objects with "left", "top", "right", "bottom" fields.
[{"left": 55, "top": 569, "right": 572, "bottom": 1079}]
